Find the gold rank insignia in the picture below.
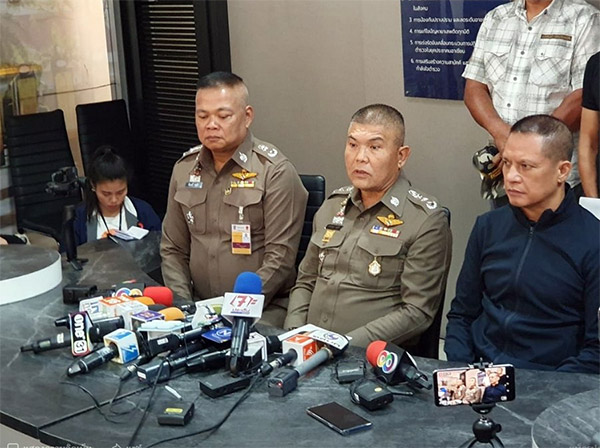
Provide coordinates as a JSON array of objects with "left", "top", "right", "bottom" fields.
[
  {"left": 370, "top": 225, "right": 400, "bottom": 238},
  {"left": 232, "top": 170, "right": 257, "bottom": 181},
  {"left": 377, "top": 214, "right": 403, "bottom": 227},
  {"left": 231, "top": 170, "right": 257, "bottom": 188},
  {"left": 322, "top": 229, "right": 336, "bottom": 244}
]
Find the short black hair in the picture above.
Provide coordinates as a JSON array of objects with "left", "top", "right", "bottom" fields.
[
  {"left": 351, "top": 104, "right": 406, "bottom": 146},
  {"left": 196, "top": 71, "right": 244, "bottom": 90},
  {"left": 196, "top": 72, "right": 248, "bottom": 105},
  {"left": 84, "top": 145, "right": 130, "bottom": 221},
  {"left": 510, "top": 115, "right": 573, "bottom": 161}
]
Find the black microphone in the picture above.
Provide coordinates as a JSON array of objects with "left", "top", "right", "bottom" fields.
[
  {"left": 67, "top": 345, "right": 118, "bottom": 376},
  {"left": 186, "top": 349, "right": 229, "bottom": 372},
  {"left": 67, "top": 329, "right": 140, "bottom": 376},
  {"left": 20, "top": 333, "right": 71, "bottom": 353},
  {"left": 267, "top": 347, "right": 332, "bottom": 397},
  {"left": 136, "top": 344, "right": 213, "bottom": 384},
  {"left": 22, "top": 316, "right": 127, "bottom": 356},
  {"left": 221, "top": 272, "right": 265, "bottom": 376},
  {"left": 366, "top": 340, "right": 431, "bottom": 390},
  {"left": 259, "top": 349, "right": 298, "bottom": 377}
]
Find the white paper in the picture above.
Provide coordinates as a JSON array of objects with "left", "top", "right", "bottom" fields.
[
  {"left": 126, "top": 226, "right": 149, "bottom": 239},
  {"left": 114, "top": 226, "right": 149, "bottom": 241}
]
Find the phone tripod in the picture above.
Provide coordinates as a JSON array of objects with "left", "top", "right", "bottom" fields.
[{"left": 459, "top": 403, "right": 504, "bottom": 448}]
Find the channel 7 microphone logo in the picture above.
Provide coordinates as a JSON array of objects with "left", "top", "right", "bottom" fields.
[{"left": 229, "top": 295, "right": 259, "bottom": 309}]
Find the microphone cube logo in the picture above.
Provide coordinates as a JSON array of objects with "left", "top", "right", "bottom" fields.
[
  {"left": 223, "top": 292, "right": 265, "bottom": 319},
  {"left": 230, "top": 295, "right": 258, "bottom": 313},
  {"left": 73, "top": 339, "right": 89, "bottom": 354},
  {"left": 70, "top": 311, "right": 92, "bottom": 356},
  {"left": 377, "top": 350, "right": 399, "bottom": 374}
]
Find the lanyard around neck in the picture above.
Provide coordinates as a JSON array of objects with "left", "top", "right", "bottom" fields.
[{"left": 99, "top": 203, "right": 123, "bottom": 233}]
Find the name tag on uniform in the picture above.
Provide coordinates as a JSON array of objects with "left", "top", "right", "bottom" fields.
[
  {"left": 231, "top": 224, "right": 252, "bottom": 255},
  {"left": 186, "top": 174, "right": 203, "bottom": 189}
]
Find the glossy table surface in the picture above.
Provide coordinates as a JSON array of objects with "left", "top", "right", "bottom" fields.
[{"left": 1, "top": 233, "right": 598, "bottom": 448}]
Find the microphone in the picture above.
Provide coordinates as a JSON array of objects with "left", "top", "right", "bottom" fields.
[
  {"left": 22, "top": 314, "right": 130, "bottom": 355},
  {"left": 267, "top": 346, "right": 333, "bottom": 397},
  {"left": 221, "top": 272, "right": 265, "bottom": 375},
  {"left": 259, "top": 349, "right": 297, "bottom": 377},
  {"left": 136, "top": 326, "right": 233, "bottom": 383},
  {"left": 143, "top": 286, "right": 173, "bottom": 307},
  {"left": 158, "top": 307, "right": 186, "bottom": 321},
  {"left": 67, "top": 329, "right": 140, "bottom": 376},
  {"left": 20, "top": 333, "right": 70, "bottom": 353},
  {"left": 366, "top": 340, "right": 431, "bottom": 390},
  {"left": 137, "top": 345, "right": 222, "bottom": 384},
  {"left": 69, "top": 311, "right": 93, "bottom": 357}
]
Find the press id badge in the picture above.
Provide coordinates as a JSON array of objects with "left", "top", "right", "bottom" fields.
[{"left": 231, "top": 224, "right": 252, "bottom": 255}]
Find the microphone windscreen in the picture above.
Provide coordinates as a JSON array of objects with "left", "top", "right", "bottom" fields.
[
  {"left": 143, "top": 286, "right": 173, "bottom": 307},
  {"left": 159, "top": 307, "right": 185, "bottom": 321},
  {"left": 266, "top": 335, "right": 282, "bottom": 354},
  {"left": 148, "top": 304, "right": 167, "bottom": 312},
  {"left": 131, "top": 296, "right": 155, "bottom": 306},
  {"left": 233, "top": 272, "right": 262, "bottom": 294},
  {"left": 366, "top": 340, "right": 387, "bottom": 367}
]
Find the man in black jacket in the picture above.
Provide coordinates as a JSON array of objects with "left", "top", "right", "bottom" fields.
[{"left": 445, "top": 115, "right": 599, "bottom": 374}]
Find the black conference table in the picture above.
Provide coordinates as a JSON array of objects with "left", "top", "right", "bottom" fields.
[{"left": 1, "top": 234, "right": 598, "bottom": 448}]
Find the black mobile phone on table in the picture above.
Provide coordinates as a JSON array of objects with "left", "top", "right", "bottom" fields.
[
  {"left": 306, "top": 401, "right": 372, "bottom": 435},
  {"left": 432, "top": 364, "right": 515, "bottom": 406}
]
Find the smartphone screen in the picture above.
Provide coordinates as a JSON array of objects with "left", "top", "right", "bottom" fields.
[
  {"left": 306, "top": 402, "right": 372, "bottom": 435},
  {"left": 432, "top": 364, "right": 515, "bottom": 406}
]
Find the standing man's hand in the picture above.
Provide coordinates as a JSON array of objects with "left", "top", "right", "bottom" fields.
[{"left": 491, "top": 122, "right": 511, "bottom": 153}]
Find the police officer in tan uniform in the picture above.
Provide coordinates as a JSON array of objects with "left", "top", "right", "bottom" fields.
[
  {"left": 285, "top": 104, "right": 452, "bottom": 348},
  {"left": 161, "top": 72, "right": 308, "bottom": 326}
]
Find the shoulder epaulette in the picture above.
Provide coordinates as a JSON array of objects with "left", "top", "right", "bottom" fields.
[
  {"left": 177, "top": 145, "right": 202, "bottom": 163},
  {"left": 406, "top": 187, "right": 439, "bottom": 214},
  {"left": 252, "top": 140, "right": 287, "bottom": 164},
  {"left": 329, "top": 185, "right": 354, "bottom": 198}
]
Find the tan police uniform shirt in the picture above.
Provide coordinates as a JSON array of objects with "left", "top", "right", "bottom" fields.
[
  {"left": 161, "top": 132, "right": 308, "bottom": 313},
  {"left": 284, "top": 175, "right": 452, "bottom": 348}
]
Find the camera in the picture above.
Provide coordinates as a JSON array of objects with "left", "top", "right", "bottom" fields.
[{"left": 46, "top": 166, "right": 84, "bottom": 196}]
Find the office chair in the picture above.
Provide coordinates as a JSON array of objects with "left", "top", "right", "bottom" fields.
[
  {"left": 75, "top": 99, "right": 141, "bottom": 195},
  {"left": 297, "top": 174, "right": 326, "bottom": 267},
  {"left": 4, "top": 109, "right": 81, "bottom": 242}
]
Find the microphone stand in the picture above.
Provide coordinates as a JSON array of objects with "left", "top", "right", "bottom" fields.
[
  {"left": 63, "top": 204, "right": 87, "bottom": 271},
  {"left": 459, "top": 360, "right": 504, "bottom": 448}
]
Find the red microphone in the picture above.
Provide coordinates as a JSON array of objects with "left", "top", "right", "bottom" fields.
[
  {"left": 366, "top": 340, "right": 387, "bottom": 368},
  {"left": 143, "top": 286, "right": 173, "bottom": 307},
  {"left": 366, "top": 340, "right": 431, "bottom": 389}
]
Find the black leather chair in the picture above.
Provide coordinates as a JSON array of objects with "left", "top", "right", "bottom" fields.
[
  {"left": 5, "top": 109, "right": 81, "bottom": 241},
  {"left": 75, "top": 99, "right": 140, "bottom": 194},
  {"left": 296, "top": 174, "right": 326, "bottom": 267},
  {"left": 412, "top": 206, "right": 452, "bottom": 359}
]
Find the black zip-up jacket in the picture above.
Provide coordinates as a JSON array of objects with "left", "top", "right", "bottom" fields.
[{"left": 445, "top": 187, "right": 599, "bottom": 373}]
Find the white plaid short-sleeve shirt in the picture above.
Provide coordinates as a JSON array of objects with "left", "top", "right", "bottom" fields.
[{"left": 463, "top": 0, "right": 600, "bottom": 185}]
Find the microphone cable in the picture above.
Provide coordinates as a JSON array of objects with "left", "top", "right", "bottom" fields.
[
  {"left": 127, "top": 336, "right": 201, "bottom": 447},
  {"left": 57, "top": 376, "right": 148, "bottom": 424},
  {"left": 127, "top": 361, "right": 165, "bottom": 447},
  {"left": 145, "top": 372, "right": 264, "bottom": 448}
]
